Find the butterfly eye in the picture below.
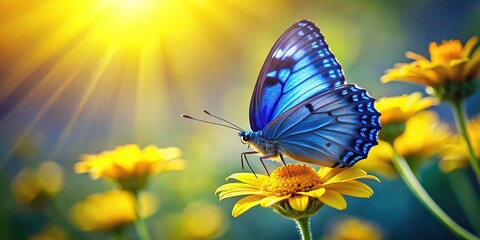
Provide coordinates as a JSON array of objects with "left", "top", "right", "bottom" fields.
[{"left": 240, "top": 132, "right": 251, "bottom": 144}]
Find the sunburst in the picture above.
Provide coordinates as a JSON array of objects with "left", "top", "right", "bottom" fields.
[{"left": 0, "top": 0, "right": 272, "bottom": 165}]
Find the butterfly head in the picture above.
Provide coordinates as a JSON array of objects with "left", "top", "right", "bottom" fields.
[{"left": 238, "top": 131, "right": 253, "bottom": 144}]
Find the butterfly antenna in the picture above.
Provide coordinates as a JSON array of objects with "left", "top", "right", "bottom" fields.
[
  {"left": 202, "top": 110, "right": 245, "bottom": 132},
  {"left": 181, "top": 114, "right": 242, "bottom": 131}
]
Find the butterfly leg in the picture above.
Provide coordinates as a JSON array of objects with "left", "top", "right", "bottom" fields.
[
  {"left": 241, "top": 151, "right": 258, "bottom": 177},
  {"left": 278, "top": 153, "right": 291, "bottom": 176},
  {"left": 258, "top": 157, "right": 270, "bottom": 176},
  {"left": 260, "top": 153, "right": 286, "bottom": 176},
  {"left": 258, "top": 153, "right": 290, "bottom": 176}
]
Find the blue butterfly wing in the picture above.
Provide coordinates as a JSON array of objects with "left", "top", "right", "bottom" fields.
[
  {"left": 262, "top": 84, "right": 381, "bottom": 167},
  {"left": 249, "top": 20, "right": 345, "bottom": 131}
]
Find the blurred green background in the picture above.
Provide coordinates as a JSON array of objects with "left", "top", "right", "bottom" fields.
[{"left": 0, "top": 0, "right": 479, "bottom": 239}]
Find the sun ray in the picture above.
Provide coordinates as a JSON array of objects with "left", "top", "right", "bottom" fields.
[
  {"left": 0, "top": 0, "right": 277, "bottom": 166},
  {"left": 49, "top": 45, "right": 119, "bottom": 159},
  {"left": 0, "top": 45, "right": 92, "bottom": 166},
  {"left": 0, "top": 2, "right": 100, "bottom": 102}
]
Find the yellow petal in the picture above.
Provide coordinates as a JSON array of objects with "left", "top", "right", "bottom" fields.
[
  {"left": 73, "top": 162, "right": 89, "bottom": 174},
  {"left": 227, "top": 173, "right": 268, "bottom": 186},
  {"left": 359, "top": 175, "right": 380, "bottom": 182},
  {"left": 382, "top": 74, "right": 435, "bottom": 86},
  {"left": 327, "top": 180, "right": 374, "bottom": 198},
  {"left": 260, "top": 195, "right": 290, "bottom": 208},
  {"left": 465, "top": 46, "right": 480, "bottom": 78},
  {"left": 298, "top": 188, "right": 326, "bottom": 198},
  {"left": 218, "top": 190, "right": 266, "bottom": 201},
  {"left": 324, "top": 168, "right": 367, "bottom": 183},
  {"left": 216, "top": 183, "right": 265, "bottom": 200},
  {"left": 317, "top": 167, "right": 344, "bottom": 181},
  {"left": 461, "top": 36, "right": 479, "bottom": 58},
  {"left": 381, "top": 64, "right": 441, "bottom": 86},
  {"left": 215, "top": 183, "right": 258, "bottom": 195},
  {"left": 439, "top": 157, "right": 470, "bottom": 172},
  {"left": 447, "top": 60, "right": 468, "bottom": 81},
  {"left": 409, "top": 66, "right": 444, "bottom": 85},
  {"left": 288, "top": 195, "right": 309, "bottom": 212},
  {"left": 156, "top": 147, "right": 183, "bottom": 160},
  {"left": 406, "top": 51, "right": 427, "bottom": 61},
  {"left": 232, "top": 195, "right": 264, "bottom": 217},
  {"left": 152, "top": 159, "right": 186, "bottom": 172},
  {"left": 319, "top": 190, "right": 347, "bottom": 210}
]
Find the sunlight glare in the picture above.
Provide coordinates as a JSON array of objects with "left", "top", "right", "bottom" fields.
[{"left": 0, "top": 0, "right": 259, "bottom": 164}]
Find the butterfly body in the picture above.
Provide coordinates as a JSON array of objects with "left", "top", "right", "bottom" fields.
[
  {"left": 242, "top": 20, "right": 381, "bottom": 168},
  {"left": 239, "top": 130, "right": 280, "bottom": 160}
]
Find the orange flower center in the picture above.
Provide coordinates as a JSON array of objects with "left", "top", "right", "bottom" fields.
[
  {"left": 260, "top": 164, "right": 321, "bottom": 196},
  {"left": 429, "top": 40, "right": 463, "bottom": 63}
]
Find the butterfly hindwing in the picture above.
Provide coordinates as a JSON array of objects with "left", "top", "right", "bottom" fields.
[
  {"left": 262, "top": 84, "right": 381, "bottom": 167},
  {"left": 249, "top": 20, "right": 345, "bottom": 131}
]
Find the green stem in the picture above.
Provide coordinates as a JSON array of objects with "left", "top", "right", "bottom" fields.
[
  {"left": 294, "top": 217, "right": 312, "bottom": 240},
  {"left": 133, "top": 191, "right": 151, "bottom": 240},
  {"left": 451, "top": 99, "right": 480, "bottom": 185},
  {"left": 391, "top": 150, "right": 479, "bottom": 240}
]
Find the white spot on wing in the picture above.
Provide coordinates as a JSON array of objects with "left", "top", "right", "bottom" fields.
[
  {"left": 274, "top": 49, "right": 284, "bottom": 59},
  {"left": 266, "top": 70, "right": 277, "bottom": 78},
  {"left": 284, "top": 46, "right": 297, "bottom": 59}
]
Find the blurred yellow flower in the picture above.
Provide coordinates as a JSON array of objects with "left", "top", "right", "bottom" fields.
[
  {"left": 376, "top": 92, "right": 437, "bottom": 125},
  {"left": 11, "top": 161, "right": 64, "bottom": 207},
  {"left": 216, "top": 164, "right": 379, "bottom": 218},
  {"left": 395, "top": 111, "right": 451, "bottom": 163},
  {"left": 325, "top": 217, "right": 383, "bottom": 240},
  {"left": 75, "top": 144, "right": 185, "bottom": 191},
  {"left": 375, "top": 93, "right": 437, "bottom": 142},
  {"left": 29, "top": 225, "right": 67, "bottom": 240},
  {"left": 71, "top": 190, "right": 157, "bottom": 232},
  {"left": 440, "top": 115, "right": 480, "bottom": 172},
  {"left": 181, "top": 201, "right": 228, "bottom": 239},
  {"left": 381, "top": 37, "right": 480, "bottom": 101},
  {"left": 356, "top": 140, "right": 396, "bottom": 178},
  {"left": 359, "top": 111, "right": 451, "bottom": 176}
]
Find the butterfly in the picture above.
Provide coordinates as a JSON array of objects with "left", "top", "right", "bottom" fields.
[{"left": 183, "top": 20, "right": 381, "bottom": 170}]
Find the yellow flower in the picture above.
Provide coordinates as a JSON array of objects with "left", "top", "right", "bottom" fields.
[
  {"left": 325, "top": 217, "right": 383, "bottom": 240},
  {"left": 29, "top": 225, "right": 67, "bottom": 240},
  {"left": 360, "top": 111, "right": 451, "bottom": 176},
  {"left": 395, "top": 111, "right": 451, "bottom": 162},
  {"left": 440, "top": 115, "right": 480, "bottom": 172},
  {"left": 70, "top": 190, "right": 157, "bottom": 232},
  {"left": 381, "top": 37, "right": 480, "bottom": 101},
  {"left": 11, "top": 161, "right": 64, "bottom": 207},
  {"left": 356, "top": 140, "right": 396, "bottom": 178},
  {"left": 75, "top": 144, "right": 185, "bottom": 191},
  {"left": 376, "top": 92, "right": 437, "bottom": 125},
  {"left": 181, "top": 201, "right": 228, "bottom": 239},
  {"left": 375, "top": 93, "right": 437, "bottom": 142},
  {"left": 215, "top": 164, "right": 379, "bottom": 218}
]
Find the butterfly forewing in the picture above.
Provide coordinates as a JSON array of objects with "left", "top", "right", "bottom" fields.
[
  {"left": 249, "top": 20, "right": 345, "bottom": 131},
  {"left": 262, "top": 84, "right": 381, "bottom": 167}
]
